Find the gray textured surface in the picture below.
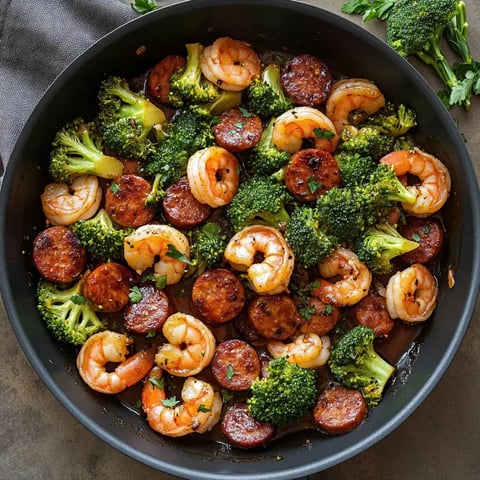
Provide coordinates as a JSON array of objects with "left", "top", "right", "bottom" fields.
[{"left": 1, "top": 1, "right": 479, "bottom": 479}]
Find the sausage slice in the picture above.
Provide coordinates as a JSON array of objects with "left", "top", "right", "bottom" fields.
[
  {"left": 147, "top": 54, "right": 186, "bottom": 105},
  {"left": 33, "top": 226, "right": 86, "bottom": 284}
]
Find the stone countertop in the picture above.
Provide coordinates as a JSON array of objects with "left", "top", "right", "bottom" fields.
[{"left": 1, "top": 1, "right": 479, "bottom": 479}]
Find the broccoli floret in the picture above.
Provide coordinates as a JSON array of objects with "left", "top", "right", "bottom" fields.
[
  {"left": 328, "top": 325, "right": 395, "bottom": 407},
  {"left": 338, "top": 124, "right": 396, "bottom": 160},
  {"left": 37, "top": 274, "right": 105, "bottom": 346},
  {"left": 336, "top": 151, "right": 378, "bottom": 187},
  {"left": 70, "top": 208, "right": 133, "bottom": 261},
  {"left": 49, "top": 118, "right": 124, "bottom": 183},
  {"left": 245, "top": 117, "right": 291, "bottom": 176},
  {"left": 144, "top": 173, "right": 165, "bottom": 207},
  {"left": 370, "top": 162, "right": 416, "bottom": 204},
  {"left": 385, "top": 0, "right": 469, "bottom": 109},
  {"left": 316, "top": 184, "right": 388, "bottom": 242},
  {"left": 168, "top": 43, "right": 219, "bottom": 107},
  {"left": 243, "top": 63, "right": 295, "bottom": 118},
  {"left": 285, "top": 205, "right": 337, "bottom": 268},
  {"left": 141, "top": 105, "right": 216, "bottom": 185},
  {"left": 226, "top": 175, "right": 292, "bottom": 232},
  {"left": 247, "top": 356, "right": 318, "bottom": 426},
  {"left": 187, "top": 222, "right": 229, "bottom": 277},
  {"left": 367, "top": 102, "right": 417, "bottom": 137},
  {"left": 98, "top": 75, "right": 167, "bottom": 160},
  {"left": 354, "top": 222, "right": 419, "bottom": 274}
]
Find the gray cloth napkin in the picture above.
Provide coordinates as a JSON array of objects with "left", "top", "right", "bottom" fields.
[{"left": 0, "top": 0, "right": 137, "bottom": 176}]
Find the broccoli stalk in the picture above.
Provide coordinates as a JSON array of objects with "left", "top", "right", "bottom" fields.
[
  {"left": 98, "top": 75, "right": 167, "bottom": 160},
  {"left": 37, "top": 274, "right": 105, "bottom": 345},
  {"left": 168, "top": 42, "right": 219, "bottom": 106},
  {"left": 247, "top": 356, "right": 318, "bottom": 426},
  {"left": 354, "top": 222, "right": 419, "bottom": 273},
  {"left": 70, "top": 208, "right": 133, "bottom": 261},
  {"left": 328, "top": 325, "right": 395, "bottom": 407},
  {"left": 244, "top": 63, "right": 295, "bottom": 118},
  {"left": 186, "top": 222, "right": 229, "bottom": 277},
  {"left": 245, "top": 117, "right": 291, "bottom": 177},
  {"left": 49, "top": 118, "right": 124, "bottom": 183},
  {"left": 226, "top": 175, "right": 292, "bottom": 232},
  {"left": 285, "top": 205, "right": 337, "bottom": 268}
]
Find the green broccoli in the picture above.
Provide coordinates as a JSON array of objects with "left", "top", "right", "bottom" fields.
[
  {"left": 338, "top": 124, "right": 396, "bottom": 160},
  {"left": 141, "top": 105, "right": 216, "bottom": 186},
  {"left": 168, "top": 42, "right": 219, "bottom": 107},
  {"left": 354, "top": 222, "right": 419, "bottom": 273},
  {"left": 367, "top": 102, "right": 417, "bottom": 136},
  {"left": 247, "top": 356, "right": 318, "bottom": 426},
  {"left": 37, "top": 274, "right": 105, "bottom": 346},
  {"left": 186, "top": 222, "right": 229, "bottom": 277},
  {"left": 226, "top": 175, "right": 293, "bottom": 232},
  {"left": 48, "top": 118, "right": 124, "bottom": 183},
  {"left": 245, "top": 117, "right": 291, "bottom": 177},
  {"left": 243, "top": 63, "right": 295, "bottom": 118},
  {"left": 70, "top": 208, "right": 133, "bottom": 261},
  {"left": 97, "top": 75, "right": 167, "bottom": 160},
  {"left": 284, "top": 205, "right": 337, "bottom": 268},
  {"left": 341, "top": 0, "right": 479, "bottom": 110},
  {"left": 370, "top": 162, "right": 416, "bottom": 204},
  {"left": 328, "top": 325, "right": 395, "bottom": 407},
  {"left": 336, "top": 151, "right": 378, "bottom": 187}
]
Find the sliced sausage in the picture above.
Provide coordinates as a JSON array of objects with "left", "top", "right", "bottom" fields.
[
  {"left": 212, "top": 107, "right": 263, "bottom": 152},
  {"left": 123, "top": 285, "right": 172, "bottom": 334},
  {"left": 147, "top": 54, "right": 186, "bottom": 105},
  {"left": 105, "top": 174, "right": 156, "bottom": 228},
  {"left": 33, "top": 226, "right": 86, "bottom": 284},
  {"left": 162, "top": 176, "right": 211, "bottom": 229},
  {"left": 313, "top": 385, "right": 367, "bottom": 435},
  {"left": 353, "top": 286, "right": 394, "bottom": 338},
  {"left": 211, "top": 339, "right": 261, "bottom": 391},
  {"left": 221, "top": 403, "right": 276, "bottom": 448},
  {"left": 284, "top": 148, "right": 340, "bottom": 202},
  {"left": 280, "top": 54, "right": 332, "bottom": 107},
  {"left": 192, "top": 268, "right": 246, "bottom": 324},
  {"left": 296, "top": 296, "right": 341, "bottom": 336},
  {"left": 248, "top": 294, "right": 302, "bottom": 340},
  {"left": 398, "top": 216, "right": 444, "bottom": 265},
  {"left": 82, "top": 262, "right": 135, "bottom": 312}
]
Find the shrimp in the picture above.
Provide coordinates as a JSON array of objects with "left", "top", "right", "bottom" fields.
[
  {"left": 380, "top": 147, "right": 451, "bottom": 216},
  {"left": 200, "top": 36, "right": 261, "bottom": 91},
  {"left": 76, "top": 330, "right": 155, "bottom": 394},
  {"left": 272, "top": 106, "right": 339, "bottom": 154},
  {"left": 155, "top": 312, "right": 216, "bottom": 377},
  {"left": 124, "top": 224, "right": 190, "bottom": 285},
  {"left": 385, "top": 263, "right": 438, "bottom": 323},
  {"left": 41, "top": 174, "right": 102, "bottom": 226},
  {"left": 187, "top": 146, "right": 240, "bottom": 207},
  {"left": 314, "top": 247, "right": 372, "bottom": 307},
  {"left": 267, "top": 333, "right": 331, "bottom": 369},
  {"left": 224, "top": 225, "right": 294, "bottom": 295},
  {"left": 325, "top": 78, "right": 386, "bottom": 133},
  {"left": 142, "top": 366, "right": 222, "bottom": 437}
]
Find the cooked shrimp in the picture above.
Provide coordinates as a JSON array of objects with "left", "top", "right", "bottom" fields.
[
  {"left": 272, "top": 106, "right": 339, "bottom": 154},
  {"left": 267, "top": 333, "right": 331, "bottom": 369},
  {"left": 124, "top": 224, "right": 190, "bottom": 285},
  {"left": 224, "top": 225, "right": 294, "bottom": 295},
  {"left": 142, "top": 366, "right": 222, "bottom": 437},
  {"left": 187, "top": 146, "right": 240, "bottom": 207},
  {"left": 380, "top": 147, "right": 451, "bottom": 216},
  {"left": 155, "top": 312, "right": 216, "bottom": 377},
  {"left": 41, "top": 174, "right": 102, "bottom": 226},
  {"left": 385, "top": 263, "right": 438, "bottom": 323},
  {"left": 314, "top": 247, "right": 372, "bottom": 307},
  {"left": 76, "top": 330, "right": 154, "bottom": 394},
  {"left": 326, "top": 78, "right": 386, "bottom": 133},
  {"left": 200, "top": 36, "right": 261, "bottom": 91}
]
